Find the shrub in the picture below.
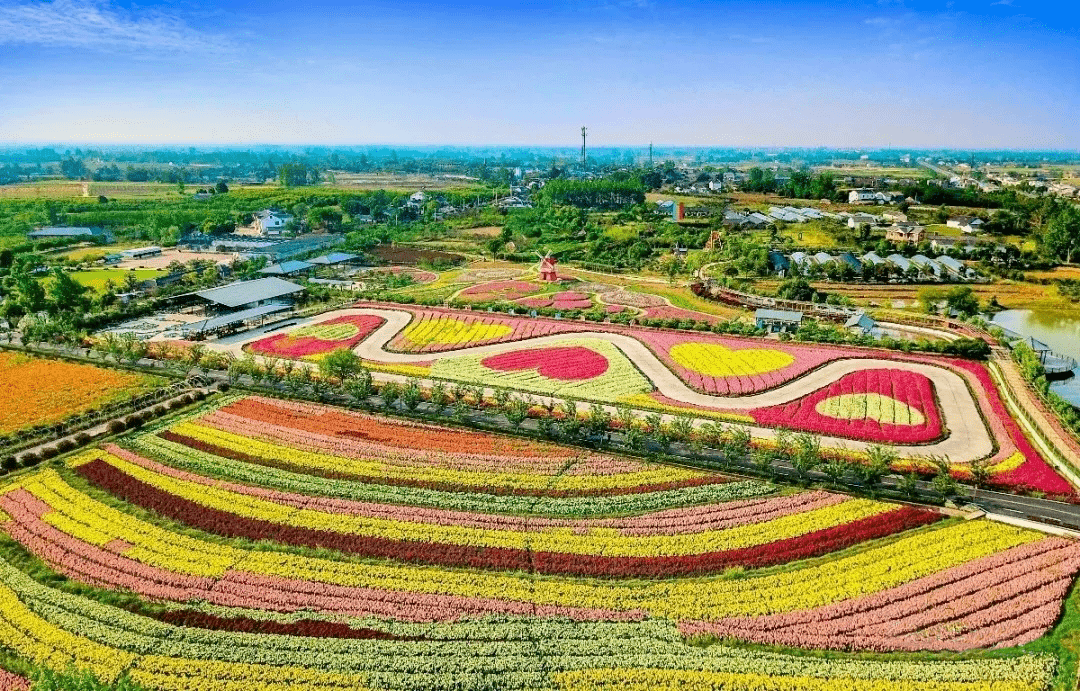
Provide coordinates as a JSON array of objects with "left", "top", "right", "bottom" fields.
[
  {"left": 56, "top": 438, "right": 76, "bottom": 453},
  {"left": 1, "top": 456, "right": 18, "bottom": 471},
  {"left": 74, "top": 433, "right": 92, "bottom": 445},
  {"left": 168, "top": 399, "right": 185, "bottom": 410},
  {"left": 182, "top": 394, "right": 195, "bottom": 404},
  {"left": 153, "top": 406, "right": 167, "bottom": 417},
  {"left": 106, "top": 420, "right": 126, "bottom": 435},
  {"left": 193, "top": 390, "right": 206, "bottom": 401},
  {"left": 217, "top": 382, "right": 230, "bottom": 393}
]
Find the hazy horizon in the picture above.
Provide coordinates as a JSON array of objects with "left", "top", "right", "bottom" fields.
[{"left": 2, "top": 0, "right": 1077, "bottom": 149}]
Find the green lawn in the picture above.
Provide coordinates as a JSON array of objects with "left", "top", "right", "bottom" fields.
[{"left": 57, "top": 268, "right": 166, "bottom": 293}]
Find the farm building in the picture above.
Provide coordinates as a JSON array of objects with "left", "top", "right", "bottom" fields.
[
  {"left": 259, "top": 260, "right": 313, "bottom": 277},
  {"left": 847, "top": 213, "right": 880, "bottom": 229},
  {"left": 845, "top": 313, "right": 879, "bottom": 336},
  {"left": 28, "top": 226, "right": 110, "bottom": 242},
  {"left": 308, "top": 252, "right": 360, "bottom": 268},
  {"left": 887, "top": 254, "right": 913, "bottom": 272},
  {"left": 838, "top": 252, "right": 862, "bottom": 272},
  {"left": 120, "top": 246, "right": 162, "bottom": 260},
  {"left": 767, "top": 251, "right": 791, "bottom": 276},
  {"left": 755, "top": 309, "right": 803, "bottom": 334},
  {"left": 190, "top": 277, "right": 305, "bottom": 314},
  {"left": 910, "top": 254, "right": 943, "bottom": 277}
]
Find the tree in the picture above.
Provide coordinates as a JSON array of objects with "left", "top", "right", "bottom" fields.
[
  {"left": 791, "top": 433, "right": 821, "bottom": 482},
  {"left": 379, "top": 381, "right": 401, "bottom": 410},
  {"left": 318, "top": 348, "right": 363, "bottom": 383},
  {"left": 945, "top": 286, "right": 980, "bottom": 318},
  {"left": 46, "top": 268, "right": 89, "bottom": 313},
  {"left": 859, "top": 445, "right": 896, "bottom": 495},
  {"left": 1041, "top": 205, "right": 1080, "bottom": 264},
  {"left": 215, "top": 180, "right": 229, "bottom": 194}
]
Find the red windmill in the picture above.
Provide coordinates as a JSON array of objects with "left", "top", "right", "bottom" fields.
[{"left": 536, "top": 251, "right": 559, "bottom": 282}]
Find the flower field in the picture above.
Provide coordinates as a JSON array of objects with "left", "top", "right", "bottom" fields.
[
  {"left": 247, "top": 315, "right": 385, "bottom": 359},
  {"left": 224, "top": 305, "right": 1077, "bottom": 494},
  {"left": 0, "top": 395, "right": 1072, "bottom": 688},
  {"left": 0, "top": 352, "right": 163, "bottom": 436},
  {"left": 457, "top": 279, "right": 545, "bottom": 302},
  {"left": 431, "top": 339, "right": 652, "bottom": 400},
  {"left": 750, "top": 369, "right": 944, "bottom": 444}
]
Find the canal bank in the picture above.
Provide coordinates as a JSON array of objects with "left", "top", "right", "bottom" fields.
[{"left": 992, "top": 309, "right": 1080, "bottom": 407}]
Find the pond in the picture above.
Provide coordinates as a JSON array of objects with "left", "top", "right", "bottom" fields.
[{"left": 992, "top": 309, "right": 1080, "bottom": 407}]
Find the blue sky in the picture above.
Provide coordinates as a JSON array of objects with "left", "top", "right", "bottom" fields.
[{"left": 0, "top": 0, "right": 1077, "bottom": 148}]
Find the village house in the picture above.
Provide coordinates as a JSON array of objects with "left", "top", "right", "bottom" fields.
[
  {"left": 946, "top": 216, "right": 985, "bottom": 234},
  {"left": 885, "top": 223, "right": 926, "bottom": 245},
  {"left": 253, "top": 210, "right": 294, "bottom": 236}
]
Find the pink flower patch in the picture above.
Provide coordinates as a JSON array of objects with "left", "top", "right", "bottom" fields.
[
  {"left": 516, "top": 296, "right": 554, "bottom": 308},
  {"left": 749, "top": 369, "right": 944, "bottom": 444},
  {"left": 459, "top": 280, "right": 541, "bottom": 301},
  {"left": 248, "top": 315, "right": 385, "bottom": 359},
  {"left": 605, "top": 305, "right": 626, "bottom": 314},
  {"left": 482, "top": 346, "right": 609, "bottom": 380},
  {"left": 552, "top": 299, "right": 593, "bottom": 310}
]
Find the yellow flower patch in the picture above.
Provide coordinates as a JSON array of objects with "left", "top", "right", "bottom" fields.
[
  {"left": 816, "top": 393, "right": 926, "bottom": 426},
  {"left": 402, "top": 317, "right": 512, "bottom": 346},
  {"left": 670, "top": 343, "right": 795, "bottom": 377}
]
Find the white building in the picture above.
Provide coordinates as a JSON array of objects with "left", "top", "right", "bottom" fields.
[{"left": 254, "top": 210, "right": 294, "bottom": 236}]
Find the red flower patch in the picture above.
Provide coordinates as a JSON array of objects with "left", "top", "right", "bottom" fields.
[
  {"left": 750, "top": 369, "right": 944, "bottom": 444},
  {"left": 481, "top": 346, "right": 609, "bottom": 380},
  {"left": 248, "top": 315, "right": 384, "bottom": 359}
]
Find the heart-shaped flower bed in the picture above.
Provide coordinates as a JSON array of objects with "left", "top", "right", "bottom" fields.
[{"left": 481, "top": 346, "right": 609, "bottom": 380}]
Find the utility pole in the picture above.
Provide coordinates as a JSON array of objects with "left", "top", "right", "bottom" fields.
[{"left": 581, "top": 126, "right": 587, "bottom": 169}]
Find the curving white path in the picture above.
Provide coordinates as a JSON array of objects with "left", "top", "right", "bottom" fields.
[{"left": 211, "top": 307, "right": 995, "bottom": 461}]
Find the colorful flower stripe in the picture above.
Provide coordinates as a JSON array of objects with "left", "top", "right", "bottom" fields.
[
  {"left": 457, "top": 279, "right": 541, "bottom": 300},
  {"left": 750, "top": 369, "right": 944, "bottom": 444},
  {"left": 682, "top": 538, "right": 1080, "bottom": 652},
  {"left": 551, "top": 669, "right": 1045, "bottom": 691},
  {"left": 3, "top": 471, "right": 1042, "bottom": 623},
  {"left": 106, "top": 443, "right": 802, "bottom": 534},
  {"left": 161, "top": 427, "right": 721, "bottom": 498},
  {"left": 632, "top": 331, "right": 857, "bottom": 396},
  {"left": 432, "top": 339, "right": 652, "bottom": 401},
  {"left": 74, "top": 453, "right": 938, "bottom": 578},
  {"left": 0, "top": 487, "right": 640, "bottom": 623},
  {"left": 128, "top": 433, "right": 775, "bottom": 518},
  {"left": 213, "top": 395, "right": 585, "bottom": 465},
  {"left": 946, "top": 359, "right": 1073, "bottom": 494},
  {"left": 247, "top": 315, "right": 385, "bottom": 359},
  {"left": 0, "top": 548, "right": 1055, "bottom": 691},
  {"left": 74, "top": 452, "right": 901, "bottom": 560},
  {"left": 386, "top": 308, "right": 597, "bottom": 354}
]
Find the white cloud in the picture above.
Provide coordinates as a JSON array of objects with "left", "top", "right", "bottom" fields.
[{"left": 0, "top": 0, "right": 228, "bottom": 53}]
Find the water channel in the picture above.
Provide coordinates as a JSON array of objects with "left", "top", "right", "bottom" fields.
[{"left": 992, "top": 309, "right": 1080, "bottom": 407}]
